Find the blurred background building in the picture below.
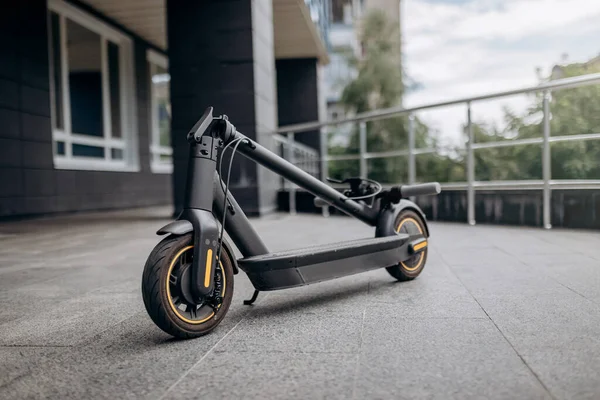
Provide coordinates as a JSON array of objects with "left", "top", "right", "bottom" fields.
[
  {"left": 0, "top": 0, "right": 333, "bottom": 219},
  {"left": 323, "top": 0, "right": 401, "bottom": 120}
]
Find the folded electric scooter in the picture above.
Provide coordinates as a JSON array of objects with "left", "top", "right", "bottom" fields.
[{"left": 141, "top": 107, "right": 441, "bottom": 339}]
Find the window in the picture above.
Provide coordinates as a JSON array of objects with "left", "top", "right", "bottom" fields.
[
  {"left": 48, "top": 0, "right": 138, "bottom": 171},
  {"left": 147, "top": 50, "right": 172, "bottom": 173},
  {"left": 330, "top": 0, "right": 353, "bottom": 24}
]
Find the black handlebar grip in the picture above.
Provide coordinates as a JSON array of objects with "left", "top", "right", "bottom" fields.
[{"left": 400, "top": 182, "right": 442, "bottom": 197}]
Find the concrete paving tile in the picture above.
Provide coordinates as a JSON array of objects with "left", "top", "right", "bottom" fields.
[
  {"left": 253, "top": 272, "right": 372, "bottom": 316},
  {"left": 356, "top": 317, "right": 550, "bottom": 400},
  {"left": 536, "top": 264, "right": 600, "bottom": 300},
  {"left": 474, "top": 294, "right": 600, "bottom": 352},
  {"left": 0, "top": 307, "right": 253, "bottom": 399},
  {"left": 0, "top": 284, "right": 75, "bottom": 325},
  {"left": 366, "top": 288, "right": 486, "bottom": 319},
  {"left": 353, "top": 350, "right": 551, "bottom": 400},
  {"left": 362, "top": 313, "right": 506, "bottom": 353},
  {"left": 162, "top": 351, "right": 357, "bottom": 400},
  {"left": 214, "top": 312, "right": 363, "bottom": 354},
  {"left": 0, "top": 347, "right": 65, "bottom": 389},
  {"left": 0, "top": 264, "right": 74, "bottom": 291},
  {"left": 0, "top": 287, "right": 140, "bottom": 346},
  {"left": 516, "top": 253, "right": 599, "bottom": 267},
  {"left": 439, "top": 248, "right": 516, "bottom": 267},
  {"left": 364, "top": 264, "right": 486, "bottom": 319},
  {"left": 519, "top": 347, "right": 600, "bottom": 400},
  {"left": 0, "top": 265, "right": 141, "bottom": 325},
  {"left": 449, "top": 262, "right": 573, "bottom": 297}
]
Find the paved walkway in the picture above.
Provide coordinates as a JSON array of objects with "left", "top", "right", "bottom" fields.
[{"left": 1, "top": 207, "right": 600, "bottom": 399}]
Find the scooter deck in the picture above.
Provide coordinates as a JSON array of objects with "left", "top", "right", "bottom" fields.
[{"left": 238, "top": 234, "right": 418, "bottom": 291}]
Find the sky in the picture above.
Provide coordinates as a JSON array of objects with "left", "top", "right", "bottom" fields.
[{"left": 402, "top": 0, "right": 600, "bottom": 146}]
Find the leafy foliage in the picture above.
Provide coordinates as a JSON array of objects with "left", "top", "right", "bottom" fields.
[
  {"left": 470, "top": 63, "right": 600, "bottom": 181},
  {"left": 328, "top": 9, "right": 600, "bottom": 184},
  {"left": 328, "top": 9, "right": 463, "bottom": 183}
]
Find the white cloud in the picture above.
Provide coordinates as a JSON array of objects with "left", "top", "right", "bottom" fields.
[
  {"left": 404, "top": 0, "right": 600, "bottom": 44},
  {"left": 402, "top": 0, "right": 600, "bottom": 144}
]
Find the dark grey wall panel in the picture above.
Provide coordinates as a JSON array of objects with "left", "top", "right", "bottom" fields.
[
  {"left": 167, "top": 0, "right": 278, "bottom": 216},
  {"left": 23, "top": 169, "right": 56, "bottom": 197},
  {"left": 0, "top": 79, "right": 19, "bottom": 109},
  {"left": 55, "top": 170, "right": 78, "bottom": 195},
  {"left": 20, "top": 85, "right": 51, "bottom": 117},
  {"left": 0, "top": 169, "right": 23, "bottom": 198},
  {"left": 21, "top": 56, "right": 51, "bottom": 91},
  {"left": 275, "top": 58, "right": 321, "bottom": 153},
  {"left": 21, "top": 114, "right": 52, "bottom": 142},
  {"left": 0, "top": 109, "right": 20, "bottom": 139},
  {"left": 0, "top": 50, "right": 18, "bottom": 81},
  {"left": 21, "top": 141, "right": 54, "bottom": 169},
  {"left": 0, "top": 139, "right": 22, "bottom": 168}
]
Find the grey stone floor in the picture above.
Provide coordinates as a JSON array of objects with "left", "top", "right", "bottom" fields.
[{"left": 1, "top": 207, "right": 600, "bottom": 399}]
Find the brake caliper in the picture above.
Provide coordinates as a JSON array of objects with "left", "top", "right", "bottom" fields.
[{"left": 209, "top": 268, "right": 224, "bottom": 310}]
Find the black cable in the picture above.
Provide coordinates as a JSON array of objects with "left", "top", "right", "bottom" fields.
[
  {"left": 218, "top": 137, "right": 243, "bottom": 195},
  {"left": 216, "top": 137, "right": 244, "bottom": 274}
]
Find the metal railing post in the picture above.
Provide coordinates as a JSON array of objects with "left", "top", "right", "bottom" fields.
[
  {"left": 542, "top": 91, "right": 552, "bottom": 229},
  {"left": 286, "top": 132, "right": 297, "bottom": 215},
  {"left": 320, "top": 127, "right": 330, "bottom": 217},
  {"left": 408, "top": 113, "right": 416, "bottom": 184},
  {"left": 466, "top": 102, "right": 476, "bottom": 226},
  {"left": 359, "top": 122, "right": 367, "bottom": 178}
]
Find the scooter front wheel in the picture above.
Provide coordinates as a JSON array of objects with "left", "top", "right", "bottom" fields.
[
  {"left": 385, "top": 209, "right": 428, "bottom": 281},
  {"left": 141, "top": 233, "right": 234, "bottom": 339}
]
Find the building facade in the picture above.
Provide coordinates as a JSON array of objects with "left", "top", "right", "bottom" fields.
[
  {"left": 0, "top": 0, "right": 330, "bottom": 219},
  {"left": 323, "top": 0, "right": 401, "bottom": 119}
]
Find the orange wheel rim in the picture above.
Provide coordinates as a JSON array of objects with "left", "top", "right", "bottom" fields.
[
  {"left": 396, "top": 217, "right": 425, "bottom": 272},
  {"left": 165, "top": 246, "right": 226, "bottom": 324}
]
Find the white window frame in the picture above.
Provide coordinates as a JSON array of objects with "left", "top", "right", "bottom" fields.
[
  {"left": 147, "top": 49, "right": 173, "bottom": 174},
  {"left": 48, "top": 0, "right": 139, "bottom": 172}
]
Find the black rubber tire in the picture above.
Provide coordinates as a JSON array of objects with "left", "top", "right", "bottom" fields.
[
  {"left": 385, "top": 209, "right": 428, "bottom": 282},
  {"left": 141, "top": 233, "right": 234, "bottom": 339}
]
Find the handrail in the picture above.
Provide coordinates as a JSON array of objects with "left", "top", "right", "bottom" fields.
[
  {"left": 326, "top": 180, "right": 600, "bottom": 191},
  {"left": 275, "top": 71, "right": 600, "bottom": 229},
  {"left": 275, "top": 72, "right": 600, "bottom": 134},
  {"left": 272, "top": 134, "right": 319, "bottom": 156}
]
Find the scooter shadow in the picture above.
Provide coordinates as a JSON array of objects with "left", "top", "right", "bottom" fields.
[
  {"left": 141, "top": 278, "right": 402, "bottom": 347},
  {"left": 244, "top": 277, "right": 401, "bottom": 319}
]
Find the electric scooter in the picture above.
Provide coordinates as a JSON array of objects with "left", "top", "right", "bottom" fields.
[{"left": 141, "top": 107, "right": 441, "bottom": 339}]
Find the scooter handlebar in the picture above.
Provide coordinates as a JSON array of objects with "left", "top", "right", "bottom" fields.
[
  {"left": 314, "top": 182, "right": 441, "bottom": 208},
  {"left": 399, "top": 182, "right": 442, "bottom": 198}
]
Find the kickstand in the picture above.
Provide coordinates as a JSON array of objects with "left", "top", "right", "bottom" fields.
[{"left": 243, "top": 290, "right": 260, "bottom": 305}]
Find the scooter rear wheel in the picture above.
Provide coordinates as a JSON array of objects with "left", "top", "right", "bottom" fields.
[
  {"left": 385, "top": 210, "right": 428, "bottom": 281},
  {"left": 141, "top": 233, "right": 234, "bottom": 339}
]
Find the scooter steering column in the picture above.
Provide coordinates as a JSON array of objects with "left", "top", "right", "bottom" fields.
[{"left": 182, "top": 126, "right": 221, "bottom": 301}]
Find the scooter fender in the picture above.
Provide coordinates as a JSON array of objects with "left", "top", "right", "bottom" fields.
[
  {"left": 157, "top": 220, "right": 193, "bottom": 236},
  {"left": 375, "top": 199, "right": 430, "bottom": 238},
  {"left": 156, "top": 218, "right": 239, "bottom": 275}
]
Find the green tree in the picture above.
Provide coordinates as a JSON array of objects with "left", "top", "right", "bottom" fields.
[
  {"left": 329, "top": 12, "right": 600, "bottom": 185},
  {"left": 547, "top": 64, "right": 600, "bottom": 179},
  {"left": 470, "top": 63, "right": 600, "bottom": 181},
  {"left": 329, "top": 9, "right": 417, "bottom": 182},
  {"left": 327, "top": 9, "right": 466, "bottom": 184}
]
